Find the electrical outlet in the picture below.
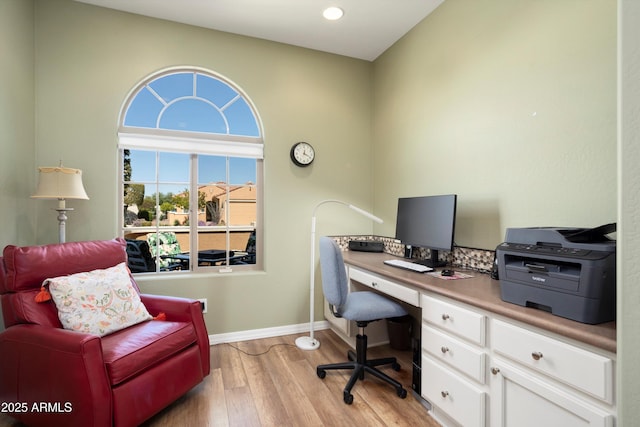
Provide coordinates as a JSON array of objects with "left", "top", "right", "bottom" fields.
[{"left": 198, "top": 298, "right": 207, "bottom": 313}]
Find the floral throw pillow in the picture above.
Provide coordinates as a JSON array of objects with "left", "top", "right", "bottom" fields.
[{"left": 44, "top": 262, "right": 152, "bottom": 336}]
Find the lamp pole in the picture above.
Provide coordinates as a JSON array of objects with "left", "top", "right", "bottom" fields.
[
  {"left": 54, "top": 198, "right": 74, "bottom": 243},
  {"left": 295, "top": 200, "right": 383, "bottom": 350}
]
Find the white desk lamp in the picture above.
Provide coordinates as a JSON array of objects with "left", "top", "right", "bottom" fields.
[
  {"left": 31, "top": 164, "right": 89, "bottom": 243},
  {"left": 295, "top": 200, "right": 383, "bottom": 350}
]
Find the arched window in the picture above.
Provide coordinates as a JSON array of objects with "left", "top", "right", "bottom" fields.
[{"left": 118, "top": 67, "right": 263, "bottom": 273}]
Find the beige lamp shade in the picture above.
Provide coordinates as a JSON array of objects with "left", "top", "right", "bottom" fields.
[{"left": 31, "top": 166, "right": 89, "bottom": 200}]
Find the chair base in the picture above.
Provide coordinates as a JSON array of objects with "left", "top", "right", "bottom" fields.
[{"left": 316, "top": 330, "right": 408, "bottom": 404}]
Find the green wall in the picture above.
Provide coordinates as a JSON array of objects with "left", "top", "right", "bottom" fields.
[
  {"left": 0, "top": 0, "right": 36, "bottom": 247},
  {"left": 0, "top": 0, "right": 37, "bottom": 336},
  {"left": 30, "top": 0, "right": 375, "bottom": 334},
  {"left": 372, "top": 0, "right": 617, "bottom": 250}
]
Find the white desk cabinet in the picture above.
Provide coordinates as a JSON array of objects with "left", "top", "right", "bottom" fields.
[
  {"left": 334, "top": 253, "right": 616, "bottom": 427},
  {"left": 489, "top": 319, "right": 615, "bottom": 427},
  {"left": 421, "top": 294, "right": 488, "bottom": 427},
  {"left": 422, "top": 296, "right": 616, "bottom": 427},
  {"left": 489, "top": 358, "right": 613, "bottom": 427}
]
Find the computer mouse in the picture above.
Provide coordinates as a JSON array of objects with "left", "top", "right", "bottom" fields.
[{"left": 441, "top": 269, "right": 455, "bottom": 277}]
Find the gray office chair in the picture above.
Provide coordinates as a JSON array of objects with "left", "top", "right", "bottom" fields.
[{"left": 316, "top": 236, "right": 409, "bottom": 404}]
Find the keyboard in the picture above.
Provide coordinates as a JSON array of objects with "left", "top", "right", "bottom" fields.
[{"left": 383, "top": 259, "right": 433, "bottom": 273}]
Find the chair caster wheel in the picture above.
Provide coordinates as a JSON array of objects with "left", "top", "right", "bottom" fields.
[
  {"left": 397, "top": 387, "right": 407, "bottom": 399},
  {"left": 317, "top": 368, "right": 326, "bottom": 379},
  {"left": 392, "top": 362, "right": 401, "bottom": 371},
  {"left": 343, "top": 391, "right": 354, "bottom": 405}
]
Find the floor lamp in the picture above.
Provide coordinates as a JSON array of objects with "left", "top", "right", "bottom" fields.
[
  {"left": 295, "top": 200, "right": 383, "bottom": 350},
  {"left": 31, "top": 164, "right": 89, "bottom": 243}
]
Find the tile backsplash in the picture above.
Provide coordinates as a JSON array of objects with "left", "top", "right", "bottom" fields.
[{"left": 331, "top": 235, "right": 495, "bottom": 274}]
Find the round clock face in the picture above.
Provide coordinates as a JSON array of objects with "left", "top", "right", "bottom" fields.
[{"left": 290, "top": 142, "right": 315, "bottom": 167}]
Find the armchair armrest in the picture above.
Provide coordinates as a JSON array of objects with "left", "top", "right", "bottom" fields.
[
  {"left": 140, "top": 294, "right": 210, "bottom": 376},
  {"left": 140, "top": 294, "right": 201, "bottom": 321},
  {"left": 0, "top": 324, "right": 111, "bottom": 427}
]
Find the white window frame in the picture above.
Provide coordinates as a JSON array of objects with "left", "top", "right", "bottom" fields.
[{"left": 117, "top": 67, "right": 264, "bottom": 274}]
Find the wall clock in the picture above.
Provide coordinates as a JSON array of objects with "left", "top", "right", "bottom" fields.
[{"left": 290, "top": 141, "right": 315, "bottom": 167}]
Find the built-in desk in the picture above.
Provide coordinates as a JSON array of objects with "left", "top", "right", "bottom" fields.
[
  {"left": 342, "top": 251, "right": 616, "bottom": 353},
  {"left": 337, "top": 250, "right": 617, "bottom": 427}
]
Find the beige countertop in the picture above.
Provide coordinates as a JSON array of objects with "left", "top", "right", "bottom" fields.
[{"left": 342, "top": 250, "right": 616, "bottom": 354}]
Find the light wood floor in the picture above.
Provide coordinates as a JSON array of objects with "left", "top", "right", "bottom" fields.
[{"left": 0, "top": 329, "right": 440, "bottom": 427}]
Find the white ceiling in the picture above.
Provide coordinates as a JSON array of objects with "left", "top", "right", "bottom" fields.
[{"left": 75, "top": 0, "right": 444, "bottom": 61}]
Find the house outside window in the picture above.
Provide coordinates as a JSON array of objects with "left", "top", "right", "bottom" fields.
[{"left": 118, "top": 67, "right": 263, "bottom": 273}]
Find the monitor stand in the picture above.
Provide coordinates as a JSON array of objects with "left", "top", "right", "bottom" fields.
[{"left": 415, "top": 249, "right": 447, "bottom": 268}]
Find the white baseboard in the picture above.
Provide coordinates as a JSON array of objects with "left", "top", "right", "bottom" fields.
[{"left": 208, "top": 320, "right": 330, "bottom": 345}]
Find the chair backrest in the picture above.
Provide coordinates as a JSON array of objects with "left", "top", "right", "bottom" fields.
[
  {"left": 146, "top": 232, "right": 182, "bottom": 269},
  {"left": 319, "top": 237, "right": 349, "bottom": 310},
  {"left": 244, "top": 230, "right": 256, "bottom": 263},
  {"left": 126, "top": 239, "right": 156, "bottom": 272},
  {"left": 0, "top": 238, "right": 132, "bottom": 328}
]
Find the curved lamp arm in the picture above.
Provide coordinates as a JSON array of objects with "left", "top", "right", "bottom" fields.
[{"left": 295, "top": 200, "right": 383, "bottom": 350}]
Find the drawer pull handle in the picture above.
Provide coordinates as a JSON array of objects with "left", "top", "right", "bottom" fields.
[
  {"left": 441, "top": 391, "right": 449, "bottom": 398},
  {"left": 441, "top": 314, "right": 450, "bottom": 320},
  {"left": 531, "top": 352, "right": 544, "bottom": 361},
  {"left": 441, "top": 346, "right": 449, "bottom": 354},
  {"left": 491, "top": 367, "right": 501, "bottom": 375}
]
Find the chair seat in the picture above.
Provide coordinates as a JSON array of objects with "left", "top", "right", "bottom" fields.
[
  {"left": 341, "top": 291, "right": 407, "bottom": 322},
  {"left": 101, "top": 320, "right": 197, "bottom": 385}
]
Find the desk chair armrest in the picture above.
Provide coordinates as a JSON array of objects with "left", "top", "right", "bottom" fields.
[{"left": 328, "top": 304, "right": 342, "bottom": 318}]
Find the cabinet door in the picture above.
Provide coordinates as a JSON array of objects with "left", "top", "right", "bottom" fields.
[{"left": 489, "top": 358, "right": 614, "bottom": 427}]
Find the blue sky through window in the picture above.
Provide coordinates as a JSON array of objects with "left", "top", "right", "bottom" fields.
[
  {"left": 123, "top": 71, "right": 260, "bottom": 195},
  {"left": 124, "top": 71, "right": 260, "bottom": 137}
]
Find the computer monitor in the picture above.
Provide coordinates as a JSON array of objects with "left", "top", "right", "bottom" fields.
[{"left": 395, "top": 194, "right": 457, "bottom": 268}]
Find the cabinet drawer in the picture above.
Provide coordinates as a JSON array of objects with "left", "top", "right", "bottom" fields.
[
  {"left": 349, "top": 267, "right": 420, "bottom": 306},
  {"left": 421, "top": 294, "right": 486, "bottom": 346},
  {"left": 492, "top": 319, "right": 613, "bottom": 403},
  {"left": 422, "top": 356, "right": 486, "bottom": 427},
  {"left": 422, "top": 324, "right": 486, "bottom": 384}
]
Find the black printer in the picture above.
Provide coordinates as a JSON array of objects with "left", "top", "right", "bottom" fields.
[{"left": 496, "top": 224, "right": 616, "bottom": 324}]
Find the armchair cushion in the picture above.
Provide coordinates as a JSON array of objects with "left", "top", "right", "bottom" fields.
[
  {"left": 101, "top": 319, "right": 197, "bottom": 385},
  {"left": 44, "top": 262, "right": 152, "bottom": 336}
]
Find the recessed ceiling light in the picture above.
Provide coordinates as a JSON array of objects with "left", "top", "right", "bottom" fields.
[{"left": 323, "top": 7, "right": 344, "bottom": 21}]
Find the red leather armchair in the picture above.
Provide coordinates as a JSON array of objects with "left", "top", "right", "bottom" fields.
[{"left": 0, "top": 238, "right": 210, "bottom": 427}]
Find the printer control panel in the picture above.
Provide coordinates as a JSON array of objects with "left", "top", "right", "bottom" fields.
[{"left": 498, "top": 242, "right": 593, "bottom": 259}]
